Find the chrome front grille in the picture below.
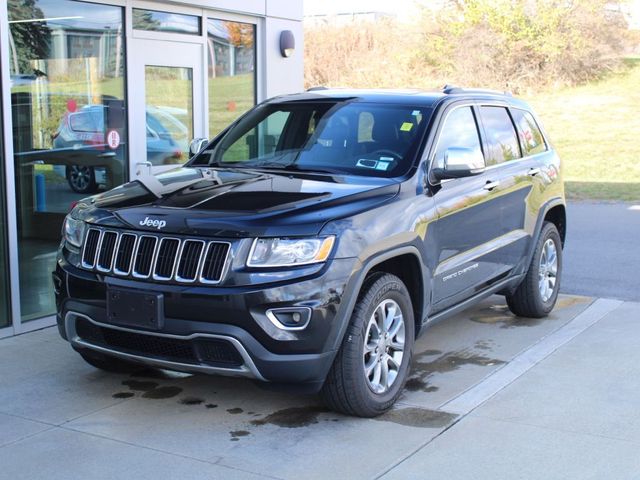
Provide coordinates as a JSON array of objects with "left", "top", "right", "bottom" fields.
[{"left": 81, "top": 228, "right": 230, "bottom": 284}]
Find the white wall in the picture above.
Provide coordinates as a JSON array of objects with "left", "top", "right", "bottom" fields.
[{"left": 263, "top": 16, "right": 304, "bottom": 99}]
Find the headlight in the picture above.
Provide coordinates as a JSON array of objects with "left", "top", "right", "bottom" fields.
[
  {"left": 247, "top": 236, "right": 335, "bottom": 267},
  {"left": 63, "top": 214, "right": 86, "bottom": 248}
]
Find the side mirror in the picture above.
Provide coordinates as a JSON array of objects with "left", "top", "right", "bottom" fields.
[
  {"left": 432, "top": 147, "right": 485, "bottom": 180},
  {"left": 189, "top": 137, "right": 209, "bottom": 156}
]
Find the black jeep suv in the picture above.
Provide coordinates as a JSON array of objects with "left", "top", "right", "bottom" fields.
[{"left": 54, "top": 87, "right": 565, "bottom": 417}]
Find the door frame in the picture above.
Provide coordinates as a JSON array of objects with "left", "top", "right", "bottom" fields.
[{"left": 127, "top": 36, "right": 205, "bottom": 178}]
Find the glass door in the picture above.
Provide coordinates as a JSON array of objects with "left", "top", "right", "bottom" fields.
[{"left": 129, "top": 39, "right": 204, "bottom": 177}]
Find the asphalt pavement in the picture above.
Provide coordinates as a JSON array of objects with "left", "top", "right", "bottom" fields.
[{"left": 561, "top": 201, "right": 640, "bottom": 301}]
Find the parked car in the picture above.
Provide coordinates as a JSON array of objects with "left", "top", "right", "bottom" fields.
[
  {"left": 54, "top": 87, "right": 565, "bottom": 417},
  {"left": 53, "top": 105, "right": 185, "bottom": 193}
]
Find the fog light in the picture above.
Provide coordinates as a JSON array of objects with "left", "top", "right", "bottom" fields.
[{"left": 266, "top": 307, "right": 312, "bottom": 331}]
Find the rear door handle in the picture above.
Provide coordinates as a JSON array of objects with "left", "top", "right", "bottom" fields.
[
  {"left": 483, "top": 180, "right": 500, "bottom": 191},
  {"left": 527, "top": 167, "right": 541, "bottom": 177}
]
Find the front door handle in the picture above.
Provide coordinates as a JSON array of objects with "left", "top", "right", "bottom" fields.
[
  {"left": 527, "top": 167, "right": 541, "bottom": 177},
  {"left": 483, "top": 180, "right": 500, "bottom": 191}
]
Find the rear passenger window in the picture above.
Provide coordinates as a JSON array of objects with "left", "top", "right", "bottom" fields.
[
  {"left": 433, "top": 106, "right": 483, "bottom": 169},
  {"left": 478, "top": 106, "right": 521, "bottom": 165},
  {"left": 511, "top": 109, "right": 547, "bottom": 156}
]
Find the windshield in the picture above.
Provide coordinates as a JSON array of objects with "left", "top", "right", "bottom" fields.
[{"left": 190, "top": 101, "right": 431, "bottom": 177}]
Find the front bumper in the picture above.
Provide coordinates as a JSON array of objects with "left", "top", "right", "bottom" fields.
[{"left": 54, "top": 256, "right": 358, "bottom": 388}]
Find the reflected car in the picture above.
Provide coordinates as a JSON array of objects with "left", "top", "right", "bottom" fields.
[{"left": 53, "top": 105, "right": 185, "bottom": 193}]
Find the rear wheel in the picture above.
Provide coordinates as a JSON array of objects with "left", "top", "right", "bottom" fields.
[
  {"left": 74, "top": 348, "right": 141, "bottom": 374},
  {"left": 66, "top": 165, "right": 98, "bottom": 194},
  {"left": 321, "top": 273, "right": 415, "bottom": 417},
  {"left": 506, "top": 221, "right": 562, "bottom": 318}
]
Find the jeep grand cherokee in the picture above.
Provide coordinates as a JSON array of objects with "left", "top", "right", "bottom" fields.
[{"left": 53, "top": 87, "right": 566, "bottom": 417}]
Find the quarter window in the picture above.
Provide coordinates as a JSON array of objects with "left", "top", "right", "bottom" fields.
[
  {"left": 478, "top": 106, "right": 521, "bottom": 165},
  {"left": 511, "top": 109, "right": 547, "bottom": 156},
  {"left": 433, "top": 107, "right": 483, "bottom": 169}
]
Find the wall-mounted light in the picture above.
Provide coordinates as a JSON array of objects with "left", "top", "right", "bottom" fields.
[{"left": 280, "top": 30, "right": 295, "bottom": 58}]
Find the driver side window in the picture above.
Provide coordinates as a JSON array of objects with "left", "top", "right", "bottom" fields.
[{"left": 433, "top": 107, "right": 483, "bottom": 169}]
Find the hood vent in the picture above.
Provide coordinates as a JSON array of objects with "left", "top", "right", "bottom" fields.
[{"left": 80, "top": 227, "right": 230, "bottom": 285}]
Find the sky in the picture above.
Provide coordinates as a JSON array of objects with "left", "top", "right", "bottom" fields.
[{"left": 303, "top": 0, "right": 429, "bottom": 21}]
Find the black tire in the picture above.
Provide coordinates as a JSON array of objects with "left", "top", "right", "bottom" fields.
[
  {"left": 74, "top": 348, "right": 141, "bottom": 374},
  {"left": 321, "top": 273, "right": 415, "bottom": 417},
  {"left": 66, "top": 165, "right": 98, "bottom": 194},
  {"left": 506, "top": 221, "right": 562, "bottom": 318}
]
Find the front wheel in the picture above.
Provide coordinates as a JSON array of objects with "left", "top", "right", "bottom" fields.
[
  {"left": 506, "top": 221, "right": 562, "bottom": 318},
  {"left": 66, "top": 165, "right": 98, "bottom": 194},
  {"left": 321, "top": 273, "right": 415, "bottom": 417}
]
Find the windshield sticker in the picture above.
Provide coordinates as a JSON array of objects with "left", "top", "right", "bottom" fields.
[
  {"left": 411, "top": 110, "right": 421, "bottom": 116},
  {"left": 379, "top": 156, "right": 394, "bottom": 161},
  {"left": 375, "top": 161, "right": 391, "bottom": 171},
  {"left": 400, "top": 122, "right": 414, "bottom": 132},
  {"left": 356, "top": 158, "right": 378, "bottom": 169}
]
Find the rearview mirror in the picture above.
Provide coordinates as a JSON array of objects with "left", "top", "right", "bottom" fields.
[
  {"left": 189, "top": 137, "right": 209, "bottom": 156},
  {"left": 432, "top": 147, "right": 485, "bottom": 180}
]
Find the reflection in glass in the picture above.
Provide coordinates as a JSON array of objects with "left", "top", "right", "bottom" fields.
[
  {"left": 133, "top": 9, "right": 201, "bottom": 35},
  {"left": 207, "top": 19, "right": 256, "bottom": 138},
  {"left": 145, "top": 66, "right": 193, "bottom": 165},
  {"left": 8, "top": 0, "right": 127, "bottom": 321}
]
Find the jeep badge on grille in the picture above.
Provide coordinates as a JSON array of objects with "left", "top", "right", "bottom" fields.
[{"left": 139, "top": 217, "right": 167, "bottom": 230}]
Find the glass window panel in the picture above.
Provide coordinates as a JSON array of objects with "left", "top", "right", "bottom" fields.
[
  {"left": 8, "top": 0, "right": 127, "bottom": 321},
  {"left": 0, "top": 80, "right": 10, "bottom": 329},
  {"left": 144, "top": 66, "right": 193, "bottom": 165},
  {"left": 133, "top": 9, "right": 201, "bottom": 35},
  {"left": 434, "top": 107, "right": 483, "bottom": 169},
  {"left": 207, "top": 19, "right": 256, "bottom": 138},
  {"left": 511, "top": 109, "right": 547, "bottom": 156},
  {"left": 478, "top": 106, "right": 522, "bottom": 165}
]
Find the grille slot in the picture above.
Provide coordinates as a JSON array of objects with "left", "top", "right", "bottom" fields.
[
  {"left": 153, "top": 238, "right": 180, "bottom": 280},
  {"left": 200, "top": 242, "right": 231, "bottom": 283},
  {"left": 80, "top": 227, "right": 229, "bottom": 284},
  {"left": 176, "top": 240, "right": 205, "bottom": 282},
  {"left": 114, "top": 233, "right": 137, "bottom": 275},
  {"left": 133, "top": 236, "right": 157, "bottom": 278},
  {"left": 96, "top": 231, "right": 118, "bottom": 271},
  {"left": 82, "top": 229, "right": 101, "bottom": 268}
]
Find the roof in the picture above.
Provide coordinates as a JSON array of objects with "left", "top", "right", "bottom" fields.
[{"left": 267, "top": 87, "right": 530, "bottom": 109}]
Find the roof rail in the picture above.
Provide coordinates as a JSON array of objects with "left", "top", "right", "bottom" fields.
[
  {"left": 442, "top": 85, "right": 512, "bottom": 96},
  {"left": 307, "top": 86, "right": 329, "bottom": 92}
]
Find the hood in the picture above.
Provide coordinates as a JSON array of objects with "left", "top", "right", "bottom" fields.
[{"left": 84, "top": 167, "right": 400, "bottom": 237}]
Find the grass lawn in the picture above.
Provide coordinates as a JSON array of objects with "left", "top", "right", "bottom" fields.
[{"left": 525, "top": 60, "right": 640, "bottom": 202}]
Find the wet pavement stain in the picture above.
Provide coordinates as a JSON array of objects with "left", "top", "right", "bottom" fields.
[
  {"left": 420, "top": 349, "right": 443, "bottom": 356},
  {"left": 406, "top": 349, "right": 505, "bottom": 392},
  {"left": 122, "top": 379, "right": 159, "bottom": 392},
  {"left": 250, "top": 406, "right": 331, "bottom": 428},
  {"left": 205, "top": 403, "right": 218, "bottom": 409},
  {"left": 227, "top": 407, "right": 244, "bottom": 414},
  {"left": 141, "top": 386, "right": 182, "bottom": 399},
  {"left": 474, "top": 340, "right": 495, "bottom": 351},
  {"left": 179, "top": 397, "right": 204, "bottom": 405},
  {"left": 376, "top": 408, "right": 458, "bottom": 429},
  {"left": 229, "top": 430, "right": 251, "bottom": 441},
  {"left": 112, "top": 392, "right": 135, "bottom": 399}
]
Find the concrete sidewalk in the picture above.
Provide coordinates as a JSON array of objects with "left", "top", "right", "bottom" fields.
[{"left": 1, "top": 295, "right": 637, "bottom": 479}]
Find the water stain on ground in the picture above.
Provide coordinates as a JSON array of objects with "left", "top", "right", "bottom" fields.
[
  {"left": 229, "top": 430, "right": 250, "bottom": 441},
  {"left": 179, "top": 397, "right": 204, "bottom": 405},
  {"left": 141, "top": 386, "right": 183, "bottom": 399},
  {"left": 227, "top": 407, "right": 244, "bottom": 414},
  {"left": 112, "top": 392, "right": 135, "bottom": 399},
  {"left": 205, "top": 403, "right": 218, "bottom": 409},
  {"left": 122, "top": 379, "right": 159, "bottom": 392},
  {"left": 406, "top": 349, "right": 505, "bottom": 392},
  {"left": 250, "top": 406, "right": 331, "bottom": 428},
  {"left": 376, "top": 408, "right": 458, "bottom": 429}
]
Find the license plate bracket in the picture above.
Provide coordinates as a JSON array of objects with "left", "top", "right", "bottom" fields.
[{"left": 106, "top": 288, "right": 164, "bottom": 330}]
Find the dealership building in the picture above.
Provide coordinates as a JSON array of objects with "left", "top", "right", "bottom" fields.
[{"left": 0, "top": 0, "right": 304, "bottom": 337}]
